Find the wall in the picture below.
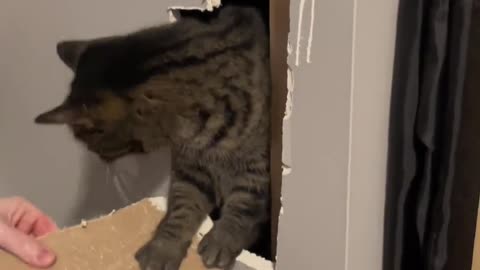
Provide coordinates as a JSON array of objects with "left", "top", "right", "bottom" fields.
[
  {"left": 275, "top": 0, "right": 398, "bottom": 270},
  {"left": 0, "top": 0, "right": 205, "bottom": 227}
]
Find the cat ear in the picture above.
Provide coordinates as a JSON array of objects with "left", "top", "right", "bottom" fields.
[
  {"left": 34, "top": 104, "right": 76, "bottom": 125},
  {"left": 56, "top": 40, "right": 88, "bottom": 71}
]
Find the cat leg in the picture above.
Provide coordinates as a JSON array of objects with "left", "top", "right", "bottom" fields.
[
  {"left": 136, "top": 167, "right": 215, "bottom": 270},
  {"left": 198, "top": 174, "right": 270, "bottom": 269}
]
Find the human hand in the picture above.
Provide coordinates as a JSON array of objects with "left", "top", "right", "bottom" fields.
[{"left": 0, "top": 197, "right": 58, "bottom": 268}]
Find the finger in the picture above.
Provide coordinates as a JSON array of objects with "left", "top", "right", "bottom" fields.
[
  {"left": 0, "top": 222, "right": 56, "bottom": 268},
  {"left": 15, "top": 210, "right": 38, "bottom": 235},
  {"left": 32, "top": 216, "right": 58, "bottom": 237},
  {"left": 6, "top": 198, "right": 58, "bottom": 237}
]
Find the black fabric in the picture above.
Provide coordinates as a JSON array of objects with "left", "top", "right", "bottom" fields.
[
  {"left": 444, "top": 3, "right": 480, "bottom": 269},
  {"left": 384, "top": 0, "right": 474, "bottom": 270}
]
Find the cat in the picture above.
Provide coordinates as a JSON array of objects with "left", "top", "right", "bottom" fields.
[{"left": 34, "top": 5, "right": 271, "bottom": 270}]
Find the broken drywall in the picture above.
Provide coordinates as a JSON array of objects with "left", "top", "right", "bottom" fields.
[
  {"left": 275, "top": 0, "right": 354, "bottom": 269},
  {"left": 167, "top": 0, "right": 223, "bottom": 22}
]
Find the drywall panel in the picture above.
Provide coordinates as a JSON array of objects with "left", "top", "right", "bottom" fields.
[
  {"left": 276, "top": 0, "right": 355, "bottom": 269},
  {"left": 0, "top": 0, "right": 206, "bottom": 227},
  {"left": 274, "top": 0, "right": 398, "bottom": 269},
  {"left": 347, "top": 1, "right": 399, "bottom": 270}
]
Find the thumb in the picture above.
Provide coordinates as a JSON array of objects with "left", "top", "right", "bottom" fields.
[{"left": 0, "top": 222, "right": 56, "bottom": 268}]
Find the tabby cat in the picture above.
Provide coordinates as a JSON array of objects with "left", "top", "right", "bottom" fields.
[{"left": 34, "top": 5, "right": 271, "bottom": 270}]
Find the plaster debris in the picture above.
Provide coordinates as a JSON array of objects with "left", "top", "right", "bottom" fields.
[
  {"left": 81, "top": 220, "right": 88, "bottom": 228},
  {"left": 167, "top": 0, "right": 222, "bottom": 23},
  {"left": 287, "top": 41, "right": 294, "bottom": 55},
  {"left": 204, "top": 0, "right": 222, "bottom": 11},
  {"left": 282, "top": 164, "right": 292, "bottom": 176},
  {"left": 284, "top": 67, "right": 294, "bottom": 120},
  {"left": 148, "top": 196, "right": 168, "bottom": 212}
]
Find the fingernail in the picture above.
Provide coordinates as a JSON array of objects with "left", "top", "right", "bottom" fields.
[{"left": 37, "top": 249, "right": 55, "bottom": 266}]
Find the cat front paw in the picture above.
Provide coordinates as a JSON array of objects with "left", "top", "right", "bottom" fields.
[
  {"left": 198, "top": 227, "right": 243, "bottom": 269},
  {"left": 135, "top": 239, "right": 189, "bottom": 270}
]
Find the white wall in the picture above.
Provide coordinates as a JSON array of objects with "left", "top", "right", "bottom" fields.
[
  {"left": 347, "top": 0, "right": 398, "bottom": 269},
  {"left": 276, "top": 0, "right": 398, "bottom": 269}
]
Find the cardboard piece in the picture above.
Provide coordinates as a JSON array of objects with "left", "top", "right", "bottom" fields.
[{"left": 0, "top": 198, "right": 273, "bottom": 270}]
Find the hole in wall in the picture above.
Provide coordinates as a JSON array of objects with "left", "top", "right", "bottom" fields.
[{"left": 171, "top": 0, "right": 281, "bottom": 263}]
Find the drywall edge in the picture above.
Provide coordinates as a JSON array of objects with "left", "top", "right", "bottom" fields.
[{"left": 269, "top": 0, "right": 290, "bottom": 262}]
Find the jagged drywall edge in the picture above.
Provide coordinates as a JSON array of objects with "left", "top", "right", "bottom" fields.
[
  {"left": 204, "top": 0, "right": 222, "bottom": 11},
  {"left": 282, "top": 52, "right": 295, "bottom": 177},
  {"left": 167, "top": 0, "right": 223, "bottom": 22},
  {"left": 148, "top": 197, "right": 274, "bottom": 270}
]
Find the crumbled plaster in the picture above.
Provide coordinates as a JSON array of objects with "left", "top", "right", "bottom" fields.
[
  {"left": 204, "top": 0, "right": 222, "bottom": 11},
  {"left": 282, "top": 65, "right": 294, "bottom": 177},
  {"left": 167, "top": 0, "right": 223, "bottom": 23},
  {"left": 284, "top": 66, "right": 294, "bottom": 121}
]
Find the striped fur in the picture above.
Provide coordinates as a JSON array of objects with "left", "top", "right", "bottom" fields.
[{"left": 35, "top": 5, "right": 271, "bottom": 270}]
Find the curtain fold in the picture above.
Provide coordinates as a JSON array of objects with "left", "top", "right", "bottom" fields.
[{"left": 384, "top": 0, "right": 474, "bottom": 269}]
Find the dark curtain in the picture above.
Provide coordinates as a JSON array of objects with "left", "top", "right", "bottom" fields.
[{"left": 383, "top": 0, "right": 477, "bottom": 270}]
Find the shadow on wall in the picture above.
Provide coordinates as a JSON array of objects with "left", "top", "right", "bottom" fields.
[{"left": 66, "top": 148, "right": 171, "bottom": 226}]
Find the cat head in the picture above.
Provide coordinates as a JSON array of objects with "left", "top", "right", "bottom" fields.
[{"left": 34, "top": 38, "right": 159, "bottom": 162}]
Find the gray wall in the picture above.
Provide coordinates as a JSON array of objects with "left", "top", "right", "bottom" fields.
[
  {"left": 276, "top": 0, "right": 398, "bottom": 270},
  {"left": 0, "top": 0, "right": 205, "bottom": 227}
]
